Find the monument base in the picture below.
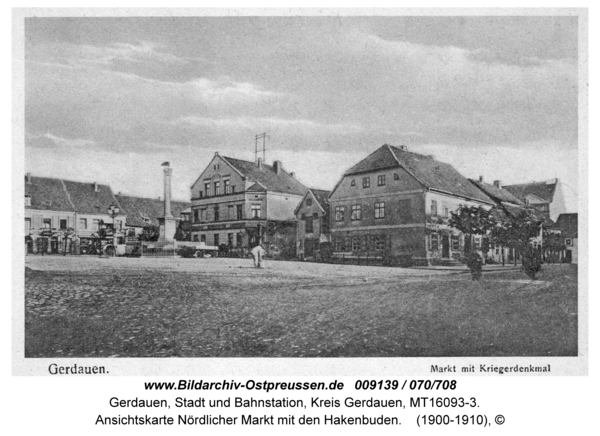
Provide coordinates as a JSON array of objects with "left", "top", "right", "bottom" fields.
[{"left": 158, "top": 216, "right": 178, "bottom": 242}]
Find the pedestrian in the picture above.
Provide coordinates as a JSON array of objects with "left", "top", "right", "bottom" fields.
[{"left": 251, "top": 243, "right": 266, "bottom": 268}]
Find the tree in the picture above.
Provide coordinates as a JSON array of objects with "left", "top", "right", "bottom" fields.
[
  {"left": 490, "top": 210, "right": 542, "bottom": 267},
  {"left": 139, "top": 224, "right": 160, "bottom": 242},
  {"left": 448, "top": 205, "right": 496, "bottom": 279}
]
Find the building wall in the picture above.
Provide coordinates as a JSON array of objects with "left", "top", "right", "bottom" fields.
[
  {"left": 267, "top": 192, "right": 304, "bottom": 221},
  {"left": 25, "top": 209, "right": 75, "bottom": 232},
  {"left": 190, "top": 154, "right": 247, "bottom": 200},
  {"left": 550, "top": 181, "right": 569, "bottom": 222},
  {"left": 296, "top": 192, "right": 329, "bottom": 259}
]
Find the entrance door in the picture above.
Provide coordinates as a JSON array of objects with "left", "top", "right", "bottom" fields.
[
  {"left": 565, "top": 249, "right": 572, "bottom": 263},
  {"left": 305, "top": 239, "right": 315, "bottom": 258},
  {"left": 442, "top": 235, "right": 450, "bottom": 258}
]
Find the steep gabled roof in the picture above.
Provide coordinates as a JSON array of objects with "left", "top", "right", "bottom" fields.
[
  {"left": 295, "top": 188, "right": 331, "bottom": 215},
  {"left": 61, "top": 180, "right": 121, "bottom": 215},
  {"left": 25, "top": 176, "right": 75, "bottom": 212},
  {"left": 469, "top": 179, "right": 525, "bottom": 206},
  {"left": 555, "top": 213, "right": 578, "bottom": 239},
  {"left": 222, "top": 156, "right": 308, "bottom": 196},
  {"left": 343, "top": 144, "right": 492, "bottom": 203},
  {"left": 115, "top": 194, "right": 190, "bottom": 228},
  {"left": 503, "top": 180, "right": 557, "bottom": 203}
]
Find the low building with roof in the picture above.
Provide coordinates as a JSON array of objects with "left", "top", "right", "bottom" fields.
[
  {"left": 115, "top": 194, "right": 190, "bottom": 238},
  {"left": 24, "top": 173, "right": 125, "bottom": 254},
  {"left": 502, "top": 178, "right": 568, "bottom": 222},
  {"left": 294, "top": 188, "right": 331, "bottom": 260},
  {"left": 555, "top": 213, "right": 578, "bottom": 264},
  {"left": 328, "top": 144, "right": 496, "bottom": 266},
  {"left": 189, "top": 152, "right": 308, "bottom": 257}
]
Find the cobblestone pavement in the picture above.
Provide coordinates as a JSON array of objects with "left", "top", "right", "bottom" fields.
[{"left": 23, "top": 256, "right": 577, "bottom": 358}]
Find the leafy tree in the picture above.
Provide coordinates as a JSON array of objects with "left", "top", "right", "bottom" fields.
[
  {"left": 448, "top": 205, "right": 496, "bottom": 279},
  {"left": 490, "top": 210, "right": 542, "bottom": 267},
  {"left": 542, "top": 229, "right": 565, "bottom": 263},
  {"left": 139, "top": 224, "right": 160, "bottom": 242}
]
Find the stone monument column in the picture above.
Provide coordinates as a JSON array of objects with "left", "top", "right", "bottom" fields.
[{"left": 158, "top": 163, "right": 177, "bottom": 242}]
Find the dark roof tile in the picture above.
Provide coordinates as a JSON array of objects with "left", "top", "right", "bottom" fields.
[{"left": 503, "top": 180, "right": 557, "bottom": 203}]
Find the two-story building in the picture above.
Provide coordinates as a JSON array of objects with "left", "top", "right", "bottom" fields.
[
  {"left": 503, "top": 179, "right": 568, "bottom": 222},
  {"left": 294, "top": 189, "right": 331, "bottom": 260},
  {"left": 555, "top": 213, "right": 578, "bottom": 264},
  {"left": 24, "top": 173, "right": 126, "bottom": 254},
  {"left": 189, "top": 153, "right": 308, "bottom": 257},
  {"left": 328, "top": 144, "right": 495, "bottom": 266}
]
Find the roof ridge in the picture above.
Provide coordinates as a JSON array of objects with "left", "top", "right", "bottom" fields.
[{"left": 59, "top": 179, "right": 77, "bottom": 211}]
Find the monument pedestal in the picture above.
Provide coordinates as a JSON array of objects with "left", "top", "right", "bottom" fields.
[{"left": 158, "top": 216, "right": 177, "bottom": 242}]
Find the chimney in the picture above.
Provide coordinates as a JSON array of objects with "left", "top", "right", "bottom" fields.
[
  {"left": 290, "top": 172, "right": 295, "bottom": 178},
  {"left": 479, "top": 175, "right": 484, "bottom": 182},
  {"left": 493, "top": 180, "right": 501, "bottom": 188},
  {"left": 273, "top": 160, "right": 282, "bottom": 175},
  {"left": 93, "top": 182, "right": 99, "bottom": 192},
  {"left": 26, "top": 173, "right": 31, "bottom": 183},
  {"left": 257, "top": 158, "right": 263, "bottom": 169}
]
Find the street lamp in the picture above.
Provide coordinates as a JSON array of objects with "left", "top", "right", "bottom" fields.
[{"left": 107, "top": 204, "right": 120, "bottom": 256}]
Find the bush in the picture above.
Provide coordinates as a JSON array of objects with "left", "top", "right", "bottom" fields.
[
  {"left": 522, "top": 246, "right": 542, "bottom": 280},
  {"left": 465, "top": 250, "right": 483, "bottom": 281}
]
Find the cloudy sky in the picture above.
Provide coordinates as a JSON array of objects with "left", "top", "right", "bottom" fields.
[{"left": 24, "top": 15, "right": 579, "bottom": 209}]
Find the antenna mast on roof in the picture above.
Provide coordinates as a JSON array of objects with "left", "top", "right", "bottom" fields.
[{"left": 255, "top": 133, "right": 267, "bottom": 163}]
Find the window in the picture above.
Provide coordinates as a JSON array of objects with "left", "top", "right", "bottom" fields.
[
  {"left": 200, "top": 209, "right": 206, "bottom": 222},
  {"left": 214, "top": 181, "right": 220, "bottom": 196},
  {"left": 305, "top": 216, "right": 313, "bottom": 233},
  {"left": 394, "top": 173, "right": 400, "bottom": 180},
  {"left": 374, "top": 235, "right": 386, "bottom": 251},
  {"left": 200, "top": 234, "right": 206, "bottom": 243},
  {"left": 306, "top": 198, "right": 312, "bottom": 206},
  {"left": 204, "top": 182, "right": 211, "bottom": 197},
  {"left": 335, "top": 206, "right": 345, "bottom": 221},
  {"left": 194, "top": 210, "right": 199, "bottom": 223},
  {"left": 92, "top": 219, "right": 100, "bottom": 231},
  {"left": 399, "top": 199, "right": 411, "bottom": 221},
  {"left": 443, "top": 206, "right": 449, "bottom": 218},
  {"left": 362, "top": 177, "right": 370, "bottom": 188},
  {"left": 231, "top": 186, "right": 236, "bottom": 193},
  {"left": 142, "top": 216, "right": 151, "bottom": 224},
  {"left": 25, "top": 196, "right": 31, "bottom": 207},
  {"left": 350, "top": 179, "right": 356, "bottom": 187},
  {"left": 25, "top": 218, "right": 31, "bottom": 235},
  {"left": 430, "top": 233, "right": 439, "bottom": 251},
  {"left": 228, "top": 233, "right": 234, "bottom": 246},
  {"left": 351, "top": 204, "right": 362, "bottom": 220},
  {"left": 351, "top": 236, "right": 363, "bottom": 251},
  {"left": 228, "top": 205, "right": 235, "bottom": 220},
  {"left": 377, "top": 175, "right": 386, "bottom": 186},
  {"left": 431, "top": 200, "right": 438, "bottom": 217},
  {"left": 474, "top": 236, "right": 482, "bottom": 249},
  {"left": 565, "top": 238, "right": 572, "bottom": 246},
  {"left": 224, "top": 180, "right": 231, "bottom": 194},
  {"left": 79, "top": 218, "right": 87, "bottom": 229},
  {"left": 43, "top": 218, "right": 52, "bottom": 229},
  {"left": 251, "top": 204, "right": 261, "bottom": 219},
  {"left": 214, "top": 205, "right": 220, "bottom": 221},
  {"left": 451, "top": 235, "right": 460, "bottom": 251},
  {"left": 198, "top": 191, "right": 203, "bottom": 198},
  {"left": 214, "top": 234, "right": 220, "bottom": 246},
  {"left": 334, "top": 238, "right": 345, "bottom": 252},
  {"left": 236, "top": 204, "right": 243, "bottom": 220},
  {"left": 374, "top": 202, "right": 385, "bottom": 219},
  {"left": 236, "top": 233, "right": 243, "bottom": 247}
]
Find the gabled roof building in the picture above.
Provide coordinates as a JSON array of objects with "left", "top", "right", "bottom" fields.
[
  {"left": 294, "top": 188, "right": 331, "bottom": 260},
  {"left": 502, "top": 179, "right": 568, "bottom": 222},
  {"left": 189, "top": 152, "right": 308, "bottom": 256},
  {"left": 329, "top": 144, "right": 495, "bottom": 266}
]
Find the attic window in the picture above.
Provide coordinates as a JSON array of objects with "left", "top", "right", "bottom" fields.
[
  {"left": 306, "top": 198, "right": 313, "bottom": 206},
  {"left": 350, "top": 179, "right": 355, "bottom": 187},
  {"left": 394, "top": 173, "right": 399, "bottom": 180}
]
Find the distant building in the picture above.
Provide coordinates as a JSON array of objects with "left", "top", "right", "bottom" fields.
[
  {"left": 294, "top": 189, "right": 331, "bottom": 260},
  {"left": 115, "top": 194, "right": 190, "bottom": 237},
  {"left": 329, "top": 144, "right": 495, "bottom": 266},
  {"left": 189, "top": 152, "right": 308, "bottom": 257},
  {"left": 24, "top": 173, "right": 125, "bottom": 254},
  {"left": 503, "top": 179, "right": 568, "bottom": 222},
  {"left": 555, "top": 213, "right": 578, "bottom": 264}
]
